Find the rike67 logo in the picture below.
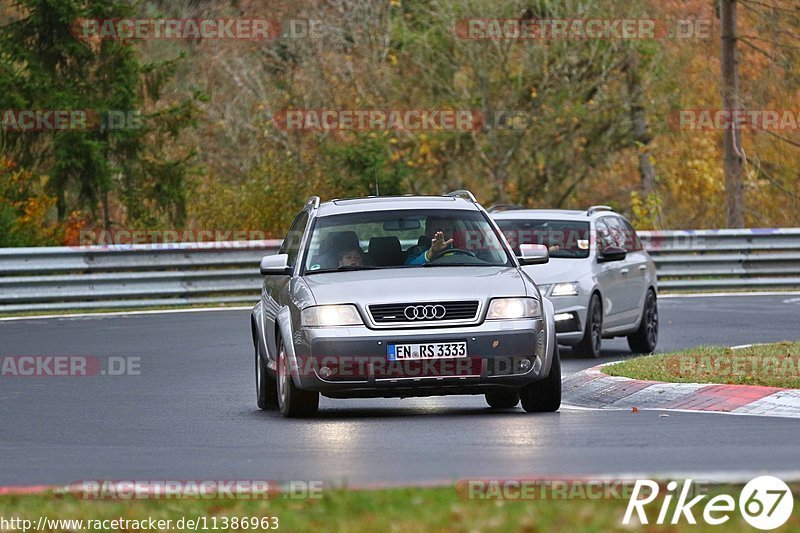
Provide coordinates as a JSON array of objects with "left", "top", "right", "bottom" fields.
[{"left": 624, "top": 476, "right": 794, "bottom": 530}]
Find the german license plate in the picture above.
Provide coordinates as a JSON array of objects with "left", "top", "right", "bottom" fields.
[{"left": 387, "top": 342, "right": 468, "bottom": 361}]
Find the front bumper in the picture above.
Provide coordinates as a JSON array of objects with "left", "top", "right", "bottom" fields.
[
  {"left": 546, "top": 293, "right": 588, "bottom": 345},
  {"left": 286, "top": 319, "right": 550, "bottom": 398}
]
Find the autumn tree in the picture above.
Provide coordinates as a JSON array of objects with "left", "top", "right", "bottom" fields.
[{"left": 0, "top": 0, "right": 200, "bottom": 230}]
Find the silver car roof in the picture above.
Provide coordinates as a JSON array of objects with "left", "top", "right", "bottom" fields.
[
  {"left": 316, "top": 195, "right": 479, "bottom": 216},
  {"left": 491, "top": 209, "right": 599, "bottom": 222}
]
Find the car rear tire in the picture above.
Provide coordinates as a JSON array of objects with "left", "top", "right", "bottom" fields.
[
  {"left": 485, "top": 391, "right": 520, "bottom": 409},
  {"left": 255, "top": 346, "right": 279, "bottom": 410},
  {"left": 627, "top": 289, "right": 658, "bottom": 354},
  {"left": 276, "top": 337, "right": 319, "bottom": 418},
  {"left": 520, "top": 346, "right": 561, "bottom": 412},
  {"left": 575, "top": 293, "right": 602, "bottom": 358}
]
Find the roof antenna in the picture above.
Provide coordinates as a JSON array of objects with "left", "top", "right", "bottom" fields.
[{"left": 374, "top": 171, "right": 380, "bottom": 196}]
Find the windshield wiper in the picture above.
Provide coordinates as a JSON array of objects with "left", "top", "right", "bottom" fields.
[{"left": 421, "top": 262, "right": 499, "bottom": 267}]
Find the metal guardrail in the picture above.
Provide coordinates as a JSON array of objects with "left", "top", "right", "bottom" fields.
[
  {"left": 0, "top": 229, "right": 798, "bottom": 313},
  {"left": 0, "top": 242, "right": 280, "bottom": 313},
  {"left": 638, "top": 228, "right": 800, "bottom": 291}
]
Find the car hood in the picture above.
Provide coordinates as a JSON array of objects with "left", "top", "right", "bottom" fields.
[
  {"left": 304, "top": 266, "right": 529, "bottom": 305},
  {"left": 521, "top": 258, "right": 589, "bottom": 286}
]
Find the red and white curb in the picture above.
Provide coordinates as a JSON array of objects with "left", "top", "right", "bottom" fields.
[{"left": 562, "top": 364, "right": 800, "bottom": 418}]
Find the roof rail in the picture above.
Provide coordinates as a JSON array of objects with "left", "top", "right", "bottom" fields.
[
  {"left": 305, "top": 196, "right": 321, "bottom": 209},
  {"left": 447, "top": 190, "right": 478, "bottom": 203},
  {"left": 487, "top": 204, "right": 524, "bottom": 213},
  {"left": 586, "top": 205, "right": 613, "bottom": 216}
]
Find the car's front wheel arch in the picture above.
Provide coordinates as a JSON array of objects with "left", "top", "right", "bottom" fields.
[
  {"left": 275, "top": 308, "right": 305, "bottom": 389},
  {"left": 274, "top": 330, "right": 319, "bottom": 418}
]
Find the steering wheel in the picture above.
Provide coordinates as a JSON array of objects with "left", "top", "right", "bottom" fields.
[{"left": 428, "top": 248, "right": 477, "bottom": 262}]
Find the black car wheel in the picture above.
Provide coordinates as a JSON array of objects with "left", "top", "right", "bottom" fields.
[
  {"left": 520, "top": 345, "right": 561, "bottom": 412},
  {"left": 575, "top": 293, "right": 603, "bottom": 358},
  {"left": 255, "top": 345, "right": 278, "bottom": 410},
  {"left": 485, "top": 391, "right": 520, "bottom": 409},
  {"left": 627, "top": 289, "right": 659, "bottom": 354}
]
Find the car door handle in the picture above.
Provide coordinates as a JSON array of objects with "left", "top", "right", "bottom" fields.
[
  {"left": 639, "top": 265, "right": 647, "bottom": 271},
  {"left": 620, "top": 268, "right": 630, "bottom": 275}
]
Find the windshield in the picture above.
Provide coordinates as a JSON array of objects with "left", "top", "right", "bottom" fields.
[
  {"left": 303, "top": 209, "right": 512, "bottom": 273},
  {"left": 496, "top": 219, "right": 591, "bottom": 259}
]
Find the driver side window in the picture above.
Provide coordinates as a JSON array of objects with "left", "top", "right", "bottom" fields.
[
  {"left": 617, "top": 218, "right": 643, "bottom": 252},
  {"left": 595, "top": 219, "right": 614, "bottom": 250}
]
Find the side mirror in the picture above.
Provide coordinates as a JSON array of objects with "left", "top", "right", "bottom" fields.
[
  {"left": 598, "top": 246, "right": 627, "bottom": 263},
  {"left": 518, "top": 243, "right": 549, "bottom": 265},
  {"left": 260, "top": 254, "right": 291, "bottom": 275}
]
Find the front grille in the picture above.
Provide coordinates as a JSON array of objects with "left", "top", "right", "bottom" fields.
[{"left": 368, "top": 300, "right": 480, "bottom": 324}]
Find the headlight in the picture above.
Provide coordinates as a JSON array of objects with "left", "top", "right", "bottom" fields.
[
  {"left": 551, "top": 282, "right": 579, "bottom": 297},
  {"left": 486, "top": 297, "right": 542, "bottom": 320},
  {"left": 301, "top": 305, "right": 364, "bottom": 327}
]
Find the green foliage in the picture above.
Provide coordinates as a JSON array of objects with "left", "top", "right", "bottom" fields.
[
  {"left": 2, "top": 0, "right": 799, "bottom": 243},
  {"left": 322, "top": 134, "right": 410, "bottom": 198},
  {"left": 0, "top": 201, "right": 24, "bottom": 246},
  {"left": 630, "top": 189, "right": 663, "bottom": 230},
  {"left": 0, "top": 0, "right": 199, "bottom": 231},
  {"left": 0, "top": 159, "right": 60, "bottom": 246}
]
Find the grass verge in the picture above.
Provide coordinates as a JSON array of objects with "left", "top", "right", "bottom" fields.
[
  {"left": 605, "top": 341, "right": 800, "bottom": 388},
  {"left": 1, "top": 484, "right": 799, "bottom": 532}
]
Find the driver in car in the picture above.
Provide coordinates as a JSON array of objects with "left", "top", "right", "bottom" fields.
[{"left": 405, "top": 216, "right": 455, "bottom": 265}]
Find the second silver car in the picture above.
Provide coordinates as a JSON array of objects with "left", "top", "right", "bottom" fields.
[{"left": 492, "top": 205, "right": 658, "bottom": 358}]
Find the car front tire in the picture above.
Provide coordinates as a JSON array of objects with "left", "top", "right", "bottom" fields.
[
  {"left": 276, "top": 337, "right": 320, "bottom": 418},
  {"left": 256, "top": 346, "right": 279, "bottom": 410},
  {"left": 627, "top": 289, "right": 658, "bottom": 354},
  {"left": 520, "top": 346, "right": 561, "bottom": 412},
  {"left": 575, "top": 293, "right": 602, "bottom": 358},
  {"left": 485, "top": 391, "right": 520, "bottom": 409}
]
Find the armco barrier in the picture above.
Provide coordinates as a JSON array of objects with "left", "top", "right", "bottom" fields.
[
  {"left": 638, "top": 228, "right": 800, "bottom": 291},
  {"left": 0, "top": 241, "right": 281, "bottom": 313},
  {"left": 0, "top": 229, "right": 798, "bottom": 313}
]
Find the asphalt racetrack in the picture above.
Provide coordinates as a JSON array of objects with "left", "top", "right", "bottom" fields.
[{"left": 1, "top": 294, "right": 799, "bottom": 486}]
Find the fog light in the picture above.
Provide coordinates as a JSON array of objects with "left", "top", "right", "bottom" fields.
[
  {"left": 519, "top": 358, "right": 532, "bottom": 372},
  {"left": 319, "top": 366, "right": 332, "bottom": 378},
  {"left": 555, "top": 312, "right": 580, "bottom": 334}
]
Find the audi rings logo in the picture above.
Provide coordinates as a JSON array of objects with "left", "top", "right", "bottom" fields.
[{"left": 404, "top": 304, "right": 447, "bottom": 320}]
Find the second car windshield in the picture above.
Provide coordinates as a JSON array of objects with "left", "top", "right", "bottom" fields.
[
  {"left": 303, "top": 209, "right": 511, "bottom": 273},
  {"left": 496, "top": 219, "right": 591, "bottom": 259}
]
